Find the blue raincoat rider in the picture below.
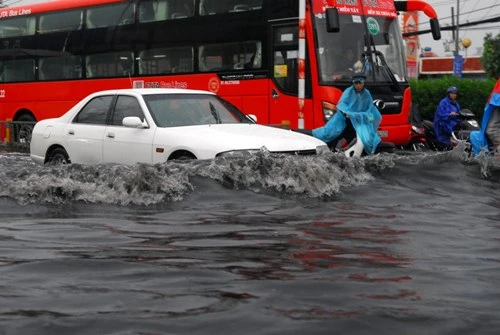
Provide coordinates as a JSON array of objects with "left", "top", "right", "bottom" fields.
[
  {"left": 312, "top": 73, "right": 382, "bottom": 154},
  {"left": 433, "top": 86, "right": 461, "bottom": 147}
]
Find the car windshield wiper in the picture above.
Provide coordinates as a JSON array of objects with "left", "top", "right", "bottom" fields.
[{"left": 209, "top": 102, "right": 222, "bottom": 124}]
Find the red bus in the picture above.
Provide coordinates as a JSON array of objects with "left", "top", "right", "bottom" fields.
[{"left": 0, "top": 0, "right": 440, "bottom": 145}]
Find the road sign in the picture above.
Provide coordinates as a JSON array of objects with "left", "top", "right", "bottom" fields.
[{"left": 453, "top": 54, "right": 463, "bottom": 78}]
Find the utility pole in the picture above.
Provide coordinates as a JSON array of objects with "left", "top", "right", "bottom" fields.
[
  {"left": 454, "top": 0, "right": 460, "bottom": 55},
  {"left": 451, "top": 7, "right": 455, "bottom": 54},
  {"left": 452, "top": 0, "right": 463, "bottom": 78}
]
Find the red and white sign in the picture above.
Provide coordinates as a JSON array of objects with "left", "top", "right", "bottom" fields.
[{"left": 312, "top": 0, "right": 397, "bottom": 17}]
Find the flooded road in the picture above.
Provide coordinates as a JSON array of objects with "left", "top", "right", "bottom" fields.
[{"left": 0, "top": 149, "right": 499, "bottom": 334}]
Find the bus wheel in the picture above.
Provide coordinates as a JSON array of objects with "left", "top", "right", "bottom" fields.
[
  {"left": 15, "top": 113, "right": 36, "bottom": 144},
  {"left": 47, "top": 147, "right": 70, "bottom": 165}
]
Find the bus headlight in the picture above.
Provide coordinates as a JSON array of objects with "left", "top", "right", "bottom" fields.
[{"left": 322, "top": 101, "right": 337, "bottom": 122}]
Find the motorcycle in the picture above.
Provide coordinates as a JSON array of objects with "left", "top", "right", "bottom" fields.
[
  {"left": 399, "top": 104, "right": 429, "bottom": 151},
  {"left": 295, "top": 120, "right": 395, "bottom": 158},
  {"left": 342, "top": 133, "right": 395, "bottom": 157},
  {"left": 421, "top": 108, "right": 480, "bottom": 151}
]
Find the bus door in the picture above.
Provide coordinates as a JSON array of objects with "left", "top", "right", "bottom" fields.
[{"left": 269, "top": 22, "right": 312, "bottom": 129}]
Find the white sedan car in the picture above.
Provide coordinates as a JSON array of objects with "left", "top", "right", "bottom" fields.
[{"left": 30, "top": 88, "right": 328, "bottom": 165}]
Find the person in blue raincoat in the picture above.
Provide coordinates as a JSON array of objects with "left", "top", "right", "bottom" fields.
[
  {"left": 312, "top": 73, "right": 382, "bottom": 154},
  {"left": 433, "top": 86, "right": 461, "bottom": 148},
  {"left": 470, "top": 78, "right": 500, "bottom": 155}
]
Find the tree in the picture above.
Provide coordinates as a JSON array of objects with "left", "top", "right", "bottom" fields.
[{"left": 481, "top": 33, "right": 500, "bottom": 79}]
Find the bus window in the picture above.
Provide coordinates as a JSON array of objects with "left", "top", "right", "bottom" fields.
[
  {"left": 0, "top": 16, "right": 36, "bottom": 38},
  {"left": 86, "top": 3, "right": 135, "bottom": 28},
  {"left": 198, "top": 41, "right": 261, "bottom": 72},
  {"left": 199, "top": 0, "right": 262, "bottom": 15},
  {"left": 39, "top": 55, "right": 82, "bottom": 81},
  {"left": 38, "top": 9, "right": 83, "bottom": 34},
  {"left": 86, "top": 52, "right": 134, "bottom": 78},
  {"left": 138, "top": 46, "right": 193, "bottom": 75},
  {"left": 368, "top": 21, "right": 407, "bottom": 82},
  {"left": 140, "top": 0, "right": 194, "bottom": 21},
  {"left": 168, "top": 0, "right": 194, "bottom": 19},
  {"left": 0, "top": 59, "right": 35, "bottom": 83},
  {"left": 139, "top": 0, "right": 167, "bottom": 22}
]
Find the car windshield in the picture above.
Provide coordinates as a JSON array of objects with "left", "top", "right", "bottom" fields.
[{"left": 143, "top": 93, "right": 252, "bottom": 127}]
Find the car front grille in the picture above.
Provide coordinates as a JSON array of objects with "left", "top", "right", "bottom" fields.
[{"left": 273, "top": 149, "right": 318, "bottom": 156}]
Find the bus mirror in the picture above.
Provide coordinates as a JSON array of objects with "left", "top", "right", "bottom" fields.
[
  {"left": 430, "top": 18, "right": 441, "bottom": 40},
  {"left": 325, "top": 8, "right": 340, "bottom": 33}
]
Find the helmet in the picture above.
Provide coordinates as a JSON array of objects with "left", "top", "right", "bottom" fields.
[
  {"left": 352, "top": 73, "right": 366, "bottom": 83},
  {"left": 447, "top": 86, "right": 458, "bottom": 94}
]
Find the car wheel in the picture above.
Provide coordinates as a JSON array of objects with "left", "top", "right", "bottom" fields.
[
  {"left": 15, "top": 113, "right": 36, "bottom": 144},
  {"left": 175, "top": 155, "right": 195, "bottom": 161},
  {"left": 169, "top": 150, "right": 196, "bottom": 161},
  {"left": 47, "top": 147, "right": 70, "bottom": 165}
]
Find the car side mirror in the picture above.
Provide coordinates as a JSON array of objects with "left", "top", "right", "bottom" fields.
[{"left": 123, "top": 116, "right": 147, "bottom": 128}]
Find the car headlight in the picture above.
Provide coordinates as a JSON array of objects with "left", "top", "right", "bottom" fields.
[
  {"left": 322, "top": 101, "right": 337, "bottom": 122},
  {"left": 216, "top": 149, "right": 262, "bottom": 158}
]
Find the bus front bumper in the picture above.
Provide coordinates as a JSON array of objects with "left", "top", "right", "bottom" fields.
[{"left": 378, "top": 124, "right": 412, "bottom": 146}]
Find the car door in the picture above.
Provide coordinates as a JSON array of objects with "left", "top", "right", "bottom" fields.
[
  {"left": 102, "top": 94, "right": 156, "bottom": 164},
  {"left": 64, "top": 95, "right": 113, "bottom": 164}
]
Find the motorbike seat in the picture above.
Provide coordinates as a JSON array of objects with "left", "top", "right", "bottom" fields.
[{"left": 422, "top": 119, "right": 434, "bottom": 129}]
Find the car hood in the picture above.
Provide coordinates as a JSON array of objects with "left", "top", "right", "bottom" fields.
[{"left": 166, "top": 124, "right": 325, "bottom": 152}]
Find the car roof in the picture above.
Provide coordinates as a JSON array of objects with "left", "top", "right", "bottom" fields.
[{"left": 91, "top": 88, "right": 216, "bottom": 96}]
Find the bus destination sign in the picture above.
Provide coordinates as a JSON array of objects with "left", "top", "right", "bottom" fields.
[{"left": 313, "top": 0, "right": 396, "bottom": 17}]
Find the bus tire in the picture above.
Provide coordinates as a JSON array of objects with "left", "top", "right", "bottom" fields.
[
  {"left": 15, "top": 113, "right": 36, "bottom": 144},
  {"left": 47, "top": 147, "right": 70, "bottom": 165}
]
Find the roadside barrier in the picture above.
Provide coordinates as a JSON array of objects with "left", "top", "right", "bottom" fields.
[{"left": 0, "top": 119, "right": 36, "bottom": 149}]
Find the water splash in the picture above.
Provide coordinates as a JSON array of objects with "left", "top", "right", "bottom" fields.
[
  {"left": 1, "top": 161, "right": 194, "bottom": 206},
  {"left": 0, "top": 148, "right": 496, "bottom": 206},
  {"left": 470, "top": 151, "right": 500, "bottom": 178},
  {"left": 0, "top": 151, "right": 376, "bottom": 205},
  {"left": 196, "top": 150, "right": 374, "bottom": 198}
]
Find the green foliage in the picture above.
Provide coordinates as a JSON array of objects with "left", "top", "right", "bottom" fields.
[
  {"left": 410, "top": 77, "right": 496, "bottom": 121},
  {"left": 481, "top": 33, "right": 500, "bottom": 79}
]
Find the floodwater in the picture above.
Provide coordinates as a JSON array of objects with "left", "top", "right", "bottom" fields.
[{"left": 0, "top": 147, "right": 499, "bottom": 335}]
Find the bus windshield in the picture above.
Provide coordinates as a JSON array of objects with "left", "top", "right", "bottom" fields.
[{"left": 314, "top": 13, "right": 407, "bottom": 84}]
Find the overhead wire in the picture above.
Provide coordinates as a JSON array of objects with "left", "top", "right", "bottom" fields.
[
  {"left": 461, "top": 0, "right": 479, "bottom": 38},
  {"left": 417, "top": 2, "right": 500, "bottom": 32},
  {"left": 426, "top": 3, "right": 500, "bottom": 22},
  {"left": 404, "top": 15, "right": 500, "bottom": 37},
  {"left": 464, "top": 0, "right": 481, "bottom": 23}
]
